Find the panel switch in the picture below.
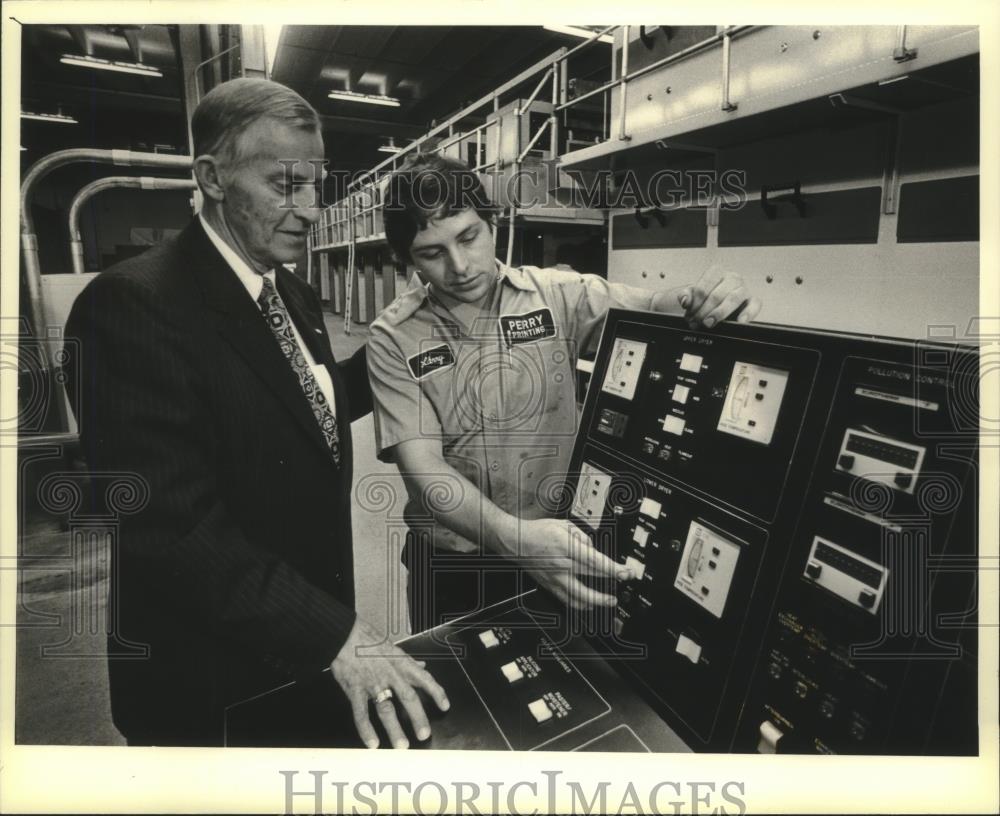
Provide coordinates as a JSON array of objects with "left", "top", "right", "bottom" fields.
[
  {"left": 500, "top": 661, "right": 524, "bottom": 684},
  {"left": 675, "top": 633, "right": 702, "bottom": 664},
  {"left": 478, "top": 630, "right": 500, "bottom": 649},
  {"left": 639, "top": 498, "right": 662, "bottom": 519},
  {"left": 757, "top": 720, "right": 784, "bottom": 754},
  {"left": 805, "top": 562, "right": 822, "bottom": 580},
  {"left": 663, "top": 415, "right": 686, "bottom": 436},
  {"left": 624, "top": 556, "right": 646, "bottom": 581},
  {"left": 528, "top": 698, "right": 553, "bottom": 723},
  {"left": 679, "top": 353, "right": 702, "bottom": 373}
]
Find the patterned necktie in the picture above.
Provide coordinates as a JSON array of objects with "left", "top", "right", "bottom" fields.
[{"left": 257, "top": 276, "right": 341, "bottom": 465}]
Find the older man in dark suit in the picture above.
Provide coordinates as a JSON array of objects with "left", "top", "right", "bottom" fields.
[{"left": 65, "top": 78, "right": 448, "bottom": 748}]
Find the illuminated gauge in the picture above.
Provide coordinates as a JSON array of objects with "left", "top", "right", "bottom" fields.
[
  {"left": 610, "top": 348, "right": 626, "bottom": 380},
  {"left": 730, "top": 375, "right": 749, "bottom": 420},
  {"left": 687, "top": 537, "right": 703, "bottom": 578}
]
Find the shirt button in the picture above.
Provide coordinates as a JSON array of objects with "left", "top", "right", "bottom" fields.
[{"left": 490, "top": 461, "right": 500, "bottom": 472}]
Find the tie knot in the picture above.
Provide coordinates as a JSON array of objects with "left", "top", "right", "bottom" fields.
[{"left": 257, "top": 275, "right": 277, "bottom": 310}]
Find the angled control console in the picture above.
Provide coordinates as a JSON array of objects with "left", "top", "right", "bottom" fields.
[{"left": 569, "top": 311, "right": 978, "bottom": 754}]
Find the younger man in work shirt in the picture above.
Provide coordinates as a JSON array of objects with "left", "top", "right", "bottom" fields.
[{"left": 366, "top": 155, "right": 760, "bottom": 632}]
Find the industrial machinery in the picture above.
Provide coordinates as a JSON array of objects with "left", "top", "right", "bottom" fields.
[{"left": 226, "top": 312, "right": 978, "bottom": 755}]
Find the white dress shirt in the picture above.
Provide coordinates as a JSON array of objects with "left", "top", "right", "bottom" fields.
[{"left": 199, "top": 214, "right": 336, "bottom": 415}]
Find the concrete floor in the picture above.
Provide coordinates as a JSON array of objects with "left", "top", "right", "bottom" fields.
[{"left": 15, "top": 314, "right": 410, "bottom": 745}]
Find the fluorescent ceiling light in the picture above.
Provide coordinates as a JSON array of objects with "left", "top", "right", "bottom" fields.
[
  {"left": 328, "top": 89, "right": 400, "bottom": 107},
  {"left": 21, "top": 110, "right": 78, "bottom": 124},
  {"left": 60, "top": 54, "right": 163, "bottom": 77},
  {"left": 543, "top": 25, "right": 614, "bottom": 44}
]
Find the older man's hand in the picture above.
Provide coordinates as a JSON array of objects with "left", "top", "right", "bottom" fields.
[{"left": 330, "top": 617, "right": 450, "bottom": 749}]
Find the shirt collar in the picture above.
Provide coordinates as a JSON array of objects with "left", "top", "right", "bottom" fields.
[
  {"left": 199, "top": 212, "right": 275, "bottom": 301},
  {"left": 497, "top": 262, "right": 538, "bottom": 293},
  {"left": 381, "top": 260, "right": 539, "bottom": 327}
]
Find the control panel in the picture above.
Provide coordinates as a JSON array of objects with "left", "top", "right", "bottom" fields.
[
  {"left": 223, "top": 595, "right": 691, "bottom": 753},
  {"left": 223, "top": 314, "right": 977, "bottom": 757},
  {"left": 568, "top": 312, "right": 978, "bottom": 754}
]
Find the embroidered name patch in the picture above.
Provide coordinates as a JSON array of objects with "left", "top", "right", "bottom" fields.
[
  {"left": 499, "top": 308, "right": 556, "bottom": 347},
  {"left": 407, "top": 344, "right": 455, "bottom": 380}
]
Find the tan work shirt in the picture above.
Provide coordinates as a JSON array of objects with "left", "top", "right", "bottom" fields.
[{"left": 367, "top": 262, "right": 658, "bottom": 553}]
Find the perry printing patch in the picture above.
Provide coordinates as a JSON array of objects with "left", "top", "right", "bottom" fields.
[
  {"left": 498, "top": 307, "right": 556, "bottom": 348},
  {"left": 407, "top": 343, "right": 456, "bottom": 380}
]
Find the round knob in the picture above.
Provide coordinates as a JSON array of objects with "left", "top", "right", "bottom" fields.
[
  {"left": 649, "top": 370, "right": 663, "bottom": 382},
  {"left": 612, "top": 504, "right": 624, "bottom": 517}
]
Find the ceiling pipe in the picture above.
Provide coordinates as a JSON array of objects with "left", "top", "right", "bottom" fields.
[
  {"left": 68, "top": 176, "right": 198, "bottom": 274},
  {"left": 20, "top": 149, "right": 193, "bottom": 370}
]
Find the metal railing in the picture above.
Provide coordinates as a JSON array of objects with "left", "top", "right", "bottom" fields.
[{"left": 312, "top": 25, "right": 756, "bottom": 324}]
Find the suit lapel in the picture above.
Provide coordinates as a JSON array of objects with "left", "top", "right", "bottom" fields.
[{"left": 181, "top": 221, "right": 335, "bottom": 462}]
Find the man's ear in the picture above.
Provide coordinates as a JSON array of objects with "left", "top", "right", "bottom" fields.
[{"left": 193, "top": 155, "right": 226, "bottom": 203}]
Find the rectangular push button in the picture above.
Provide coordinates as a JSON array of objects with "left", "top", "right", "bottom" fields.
[
  {"left": 638, "top": 498, "right": 662, "bottom": 519},
  {"left": 624, "top": 556, "right": 646, "bottom": 580},
  {"left": 528, "top": 698, "right": 553, "bottom": 723},
  {"left": 672, "top": 384, "right": 690, "bottom": 404},
  {"left": 478, "top": 630, "right": 500, "bottom": 649},
  {"left": 633, "top": 527, "right": 650, "bottom": 547},
  {"left": 500, "top": 661, "right": 524, "bottom": 683},
  {"left": 663, "top": 415, "right": 686, "bottom": 436},
  {"left": 675, "top": 633, "right": 702, "bottom": 664},
  {"left": 679, "top": 353, "right": 703, "bottom": 373}
]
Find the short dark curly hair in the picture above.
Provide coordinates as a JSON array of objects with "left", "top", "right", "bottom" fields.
[{"left": 382, "top": 153, "right": 499, "bottom": 263}]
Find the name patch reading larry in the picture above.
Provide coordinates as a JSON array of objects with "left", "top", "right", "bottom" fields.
[
  {"left": 407, "top": 344, "right": 456, "bottom": 380},
  {"left": 499, "top": 308, "right": 556, "bottom": 347}
]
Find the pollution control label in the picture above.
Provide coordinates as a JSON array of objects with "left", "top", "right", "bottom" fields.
[
  {"left": 499, "top": 308, "right": 556, "bottom": 347},
  {"left": 407, "top": 344, "right": 455, "bottom": 380}
]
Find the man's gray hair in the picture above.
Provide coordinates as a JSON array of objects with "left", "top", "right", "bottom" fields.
[{"left": 191, "top": 77, "right": 321, "bottom": 164}]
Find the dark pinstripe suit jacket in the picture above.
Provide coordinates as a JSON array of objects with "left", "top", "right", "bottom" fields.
[{"left": 65, "top": 220, "right": 370, "bottom": 745}]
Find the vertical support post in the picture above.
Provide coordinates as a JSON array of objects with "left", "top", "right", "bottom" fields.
[
  {"left": 618, "top": 25, "right": 631, "bottom": 140},
  {"left": 344, "top": 194, "right": 355, "bottom": 334},
  {"left": 238, "top": 25, "right": 268, "bottom": 78},
  {"left": 881, "top": 116, "right": 903, "bottom": 214},
  {"left": 550, "top": 64, "right": 559, "bottom": 159},
  {"left": 334, "top": 254, "right": 346, "bottom": 314},
  {"left": 493, "top": 96, "right": 502, "bottom": 253},
  {"left": 382, "top": 255, "right": 396, "bottom": 305},
  {"left": 893, "top": 25, "right": 918, "bottom": 62},
  {"left": 721, "top": 28, "right": 738, "bottom": 112}
]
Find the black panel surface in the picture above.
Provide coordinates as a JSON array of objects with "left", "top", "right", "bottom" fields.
[
  {"left": 611, "top": 209, "right": 708, "bottom": 249},
  {"left": 896, "top": 176, "right": 979, "bottom": 243},
  {"left": 718, "top": 187, "right": 881, "bottom": 246},
  {"left": 224, "top": 594, "right": 690, "bottom": 753}
]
